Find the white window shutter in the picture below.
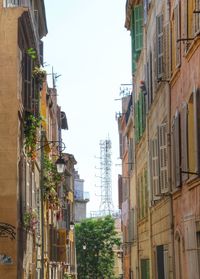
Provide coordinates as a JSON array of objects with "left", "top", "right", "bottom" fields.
[
  {"left": 151, "top": 138, "right": 160, "bottom": 197},
  {"left": 159, "top": 123, "right": 168, "bottom": 193}
]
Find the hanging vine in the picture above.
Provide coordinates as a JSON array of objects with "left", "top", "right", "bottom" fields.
[{"left": 24, "top": 113, "right": 42, "bottom": 160}]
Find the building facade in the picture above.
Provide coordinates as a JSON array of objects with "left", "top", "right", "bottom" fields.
[
  {"left": 74, "top": 170, "right": 89, "bottom": 223},
  {"left": 118, "top": 0, "right": 200, "bottom": 278},
  {"left": 0, "top": 1, "right": 77, "bottom": 278}
]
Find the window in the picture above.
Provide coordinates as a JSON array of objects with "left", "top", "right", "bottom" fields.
[
  {"left": 147, "top": 52, "right": 153, "bottom": 107},
  {"left": 188, "top": 90, "right": 200, "bottom": 175},
  {"left": 138, "top": 168, "right": 148, "bottom": 220},
  {"left": 172, "top": 111, "right": 181, "bottom": 187},
  {"left": 141, "top": 259, "right": 150, "bottom": 279},
  {"left": 128, "top": 138, "right": 134, "bottom": 172},
  {"left": 150, "top": 123, "right": 168, "bottom": 197},
  {"left": 131, "top": 5, "right": 143, "bottom": 74},
  {"left": 22, "top": 53, "right": 32, "bottom": 112},
  {"left": 151, "top": 137, "right": 160, "bottom": 197},
  {"left": 156, "top": 245, "right": 169, "bottom": 279},
  {"left": 194, "top": 0, "right": 200, "bottom": 34},
  {"left": 134, "top": 92, "right": 146, "bottom": 143},
  {"left": 159, "top": 123, "right": 168, "bottom": 193},
  {"left": 156, "top": 14, "right": 164, "bottom": 79},
  {"left": 175, "top": 232, "right": 183, "bottom": 279},
  {"left": 184, "top": 217, "right": 200, "bottom": 278}
]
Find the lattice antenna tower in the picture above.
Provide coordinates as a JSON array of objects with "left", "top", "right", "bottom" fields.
[{"left": 99, "top": 138, "right": 114, "bottom": 215}]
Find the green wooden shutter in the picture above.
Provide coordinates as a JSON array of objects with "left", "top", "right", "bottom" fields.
[
  {"left": 134, "top": 5, "right": 143, "bottom": 51},
  {"left": 131, "top": 10, "right": 136, "bottom": 74}
]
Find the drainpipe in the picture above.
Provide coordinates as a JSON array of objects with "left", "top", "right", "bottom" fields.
[
  {"left": 166, "top": 0, "right": 176, "bottom": 278},
  {"left": 40, "top": 130, "right": 45, "bottom": 279}
]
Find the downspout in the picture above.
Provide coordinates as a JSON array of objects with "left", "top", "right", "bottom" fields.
[
  {"left": 166, "top": 1, "right": 175, "bottom": 278},
  {"left": 40, "top": 130, "right": 45, "bottom": 279}
]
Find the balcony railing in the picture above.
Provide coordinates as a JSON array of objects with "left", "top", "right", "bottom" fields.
[
  {"left": 74, "top": 190, "right": 89, "bottom": 201},
  {"left": 3, "top": 0, "right": 30, "bottom": 8}
]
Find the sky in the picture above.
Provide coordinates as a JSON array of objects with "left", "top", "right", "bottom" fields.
[{"left": 43, "top": 0, "right": 131, "bottom": 215}]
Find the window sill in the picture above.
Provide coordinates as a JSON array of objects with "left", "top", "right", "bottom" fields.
[
  {"left": 184, "top": 35, "right": 200, "bottom": 62},
  {"left": 170, "top": 67, "right": 180, "bottom": 87}
]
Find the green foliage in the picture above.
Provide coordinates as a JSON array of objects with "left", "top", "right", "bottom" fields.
[
  {"left": 23, "top": 209, "right": 38, "bottom": 231},
  {"left": 43, "top": 155, "right": 62, "bottom": 209},
  {"left": 32, "top": 66, "right": 46, "bottom": 83},
  {"left": 27, "top": 48, "right": 37, "bottom": 60},
  {"left": 76, "top": 215, "right": 120, "bottom": 279},
  {"left": 24, "top": 114, "right": 42, "bottom": 159}
]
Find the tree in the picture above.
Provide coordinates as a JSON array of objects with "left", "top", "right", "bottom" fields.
[{"left": 75, "top": 215, "right": 120, "bottom": 279}]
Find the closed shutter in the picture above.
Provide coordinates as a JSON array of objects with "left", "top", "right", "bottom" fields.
[
  {"left": 163, "top": 23, "right": 171, "bottom": 79},
  {"left": 156, "top": 14, "right": 164, "bottom": 79},
  {"left": 159, "top": 123, "right": 168, "bottom": 193},
  {"left": 184, "top": 216, "right": 199, "bottom": 279},
  {"left": 151, "top": 138, "right": 160, "bottom": 196},
  {"left": 141, "top": 259, "right": 150, "bottom": 279},
  {"left": 174, "top": 3, "right": 181, "bottom": 67},
  {"left": 134, "top": 5, "right": 143, "bottom": 51},
  {"left": 193, "top": 88, "right": 200, "bottom": 173},
  {"left": 181, "top": 102, "right": 188, "bottom": 181},
  {"left": 174, "top": 111, "right": 181, "bottom": 187}
]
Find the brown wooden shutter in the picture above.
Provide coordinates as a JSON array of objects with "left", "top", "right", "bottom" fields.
[
  {"left": 181, "top": 102, "right": 189, "bottom": 181},
  {"left": 174, "top": 111, "right": 181, "bottom": 187},
  {"left": 193, "top": 88, "right": 200, "bottom": 173},
  {"left": 174, "top": 3, "right": 181, "bottom": 67},
  {"left": 163, "top": 23, "right": 171, "bottom": 79},
  {"left": 159, "top": 123, "right": 168, "bottom": 193}
]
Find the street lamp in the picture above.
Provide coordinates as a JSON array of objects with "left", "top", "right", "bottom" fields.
[
  {"left": 83, "top": 243, "right": 86, "bottom": 250},
  {"left": 55, "top": 155, "right": 65, "bottom": 173},
  {"left": 70, "top": 221, "right": 75, "bottom": 231}
]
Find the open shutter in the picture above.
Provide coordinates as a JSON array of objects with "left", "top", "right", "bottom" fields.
[
  {"left": 163, "top": 23, "right": 171, "bottom": 79},
  {"left": 194, "top": 0, "right": 200, "bottom": 34},
  {"left": 131, "top": 10, "right": 137, "bottom": 74},
  {"left": 134, "top": 5, "right": 143, "bottom": 51},
  {"left": 174, "top": 3, "right": 181, "bottom": 67},
  {"left": 174, "top": 111, "right": 181, "bottom": 187},
  {"left": 184, "top": 216, "right": 199, "bottom": 279},
  {"left": 156, "top": 14, "right": 164, "bottom": 79},
  {"left": 151, "top": 138, "right": 160, "bottom": 196},
  {"left": 181, "top": 102, "right": 188, "bottom": 181},
  {"left": 159, "top": 123, "right": 168, "bottom": 193},
  {"left": 193, "top": 88, "right": 200, "bottom": 173},
  {"left": 139, "top": 93, "right": 143, "bottom": 136}
]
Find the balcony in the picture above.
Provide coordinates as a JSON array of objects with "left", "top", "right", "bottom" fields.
[{"left": 74, "top": 190, "right": 89, "bottom": 202}]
